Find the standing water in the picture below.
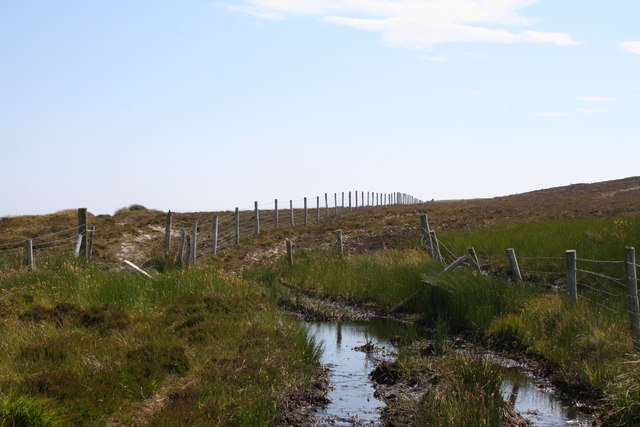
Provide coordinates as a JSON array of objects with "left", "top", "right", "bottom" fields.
[{"left": 306, "top": 318, "right": 594, "bottom": 426}]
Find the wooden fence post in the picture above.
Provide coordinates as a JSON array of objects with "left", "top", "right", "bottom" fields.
[
  {"left": 178, "top": 230, "right": 186, "bottom": 263},
  {"left": 506, "top": 248, "right": 522, "bottom": 282},
  {"left": 325, "top": 193, "right": 329, "bottom": 217},
  {"left": 361, "top": 191, "right": 364, "bottom": 208},
  {"left": 77, "top": 208, "right": 87, "bottom": 256},
  {"left": 419, "top": 214, "right": 433, "bottom": 256},
  {"left": 254, "top": 201, "right": 260, "bottom": 234},
  {"left": 443, "top": 254, "right": 469, "bottom": 273},
  {"left": 468, "top": 247, "right": 481, "bottom": 272},
  {"left": 336, "top": 230, "right": 344, "bottom": 258},
  {"left": 349, "top": 191, "right": 352, "bottom": 211},
  {"left": 290, "top": 200, "right": 295, "bottom": 226},
  {"left": 355, "top": 191, "right": 358, "bottom": 209},
  {"left": 625, "top": 247, "right": 640, "bottom": 350},
  {"left": 334, "top": 193, "right": 338, "bottom": 216},
  {"left": 164, "top": 210, "right": 172, "bottom": 254},
  {"left": 213, "top": 216, "right": 219, "bottom": 255},
  {"left": 566, "top": 250, "right": 578, "bottom": 305},
  {"left": 430, "top": 230, "right": 443, "bottom": 263},
  {"left": 341, "top": 192, "right": 344, "bottom": 213},
  {"left": 73, "top": 233, "right": 83, "bottom": 258},
  {"left": 87, "top": 226, "right": 95, "bottom": 260},
  {"left": 24, "top": 240, "right": 34, "bottom": 270},
  {"left": 191, "top": 222, "right": 197, "bottom": 265},
  {"left": 185, "top": 234, "right": 192, "bottom": 267},
  {"left": 304, "top": 197, "right": 308, "bottom": 225},
  {"left": 316, "top": 196, "right": 320, "bottom": 222},
  {"left": 286, "top": 239, "right": 293, "bottom": 266},
  {"left": 235, "top": 208, "right": 240, "bottom": 245},
  {"left": 275, "top": 199, "right": 279, "bottom": 229}
]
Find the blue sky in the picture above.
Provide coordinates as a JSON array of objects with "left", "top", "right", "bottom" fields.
[{"left": 1, "top": 0, "right": 639, "bottom": 216}]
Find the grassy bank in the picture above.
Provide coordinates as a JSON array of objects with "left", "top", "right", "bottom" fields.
[{"left": 0, "top": 259, "right": 320, "bottom": 426}]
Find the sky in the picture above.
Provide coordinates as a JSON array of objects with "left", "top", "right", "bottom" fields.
[{"left": 1, "top": 0, "right": 639, "bottom": 216}]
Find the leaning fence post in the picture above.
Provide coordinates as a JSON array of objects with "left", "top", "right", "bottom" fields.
[
  {"left": 178, "top": 230, "right": 186, "bottom": 263},
  {"left": 325, "top": 193, "right": 329, "bottom": 217},
  {"left": 506, "top": 248, "right": 522, "bottom": 282},
  {"left": 235, "top": 208, "right": 240, "bottom": 245},
  {"left": 77, "top": 207, "right": 87, "bottom": 256},
  {"left": 254, "top": 201, "right": 260, "bottom": 234},
  {"left": 566, "top": 250, "right": 578, "bottom": 306},
  {"left": 275, "top": 199, "right": 279, "bottom": 229},
  {"left": 290, "top": 200, "right": 295, "bottom": 226},
  {"left": 87, "top": 226, "right": 95, "bottom": 260},
  {"left": 468, "top": 247, "right": 481, "bottom": 272},
  {"left": 336, "top": 230, "right": 344, "bottom": 258},
  {"left": 443, "top": 254, "right": 469, "bottom": 273},
  {"left": 286, "top": 239, "right": 293, "bottom": 266},
  {"left": 190, "top": 221, "right": 197, "bottom": 265},
  {"left": 73, "top": 233, "right": 83, "bottom": 258},
  {"left": 164, "top": 210, "right": 172, "bottom": 254},
  {"left": 430, "top": 230, "right": 443, "bottom": 263},
  {"left": 304, "top": 197, "right": 308, "bottom": 225},
  {"left": 213, "top": 216, "right": 219, "bottom": 255},
  {"left": 625, "top": 247, "right": 640, "bottom": 350},
  {"left": 419, "top": 214, "right": 433, "bottom": 256},
  {"left": 24, "top": 240, "right": 34, "bottom": 270}
]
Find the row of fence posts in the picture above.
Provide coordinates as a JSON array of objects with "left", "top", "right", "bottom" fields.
[
  {"left": 421, "top": 214, "right": 640, "bottom": 351},
  {"left": 164, "top": 191, "right": 422, "bottom": 265},
  {"left": 22, "top": 208, "right": 94, "bottom": 270}
]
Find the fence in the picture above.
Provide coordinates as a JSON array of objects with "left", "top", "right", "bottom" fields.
[
  {"left": 417, "top": 213, "right": 640, "bottom": 351},
  {"left": 0, "top": 191, "right": 423, "bottom": 271}
]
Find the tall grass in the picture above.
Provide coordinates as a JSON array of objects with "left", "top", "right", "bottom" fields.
[{"left": 0, "top": 261, "right": 320, "bottom": 425}]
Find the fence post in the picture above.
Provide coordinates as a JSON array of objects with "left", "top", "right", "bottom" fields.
[
  {"left": 361, "top": 191, "right": 364, "bottom": 208},
  {"left": 506, "top": 248, "right": 522, "bottom": 282},
  {"left": 290, "top": 200, "right": 295, "bottom": 226},
  {"left": 355, "top": 191, "right": 358, "bottom": 209},
  {"left": 336, "top": 230, "right": 344, "bottom": 258},
  {"left": 164, "top": 210, "right": 172, "bottom": 254},
  {"left": 316, "top": 196, "right": 320, "bottom": 222},
  {"left": 443, "top": 254, "right": 469, "bottom": 273},
  {"left": 334, "top": 193, "right": 338, "bottom": 216},
  {"left": 24, "top": 240, "right": 34, "bottom": 270},
  {"left": 213, "top": 216, "right": 219, "bottom": 255},
  {"left": 341, "top": 192, "right": 344, "bottom": 213},
  {"left": 73, "top": 233, "right": 83, "bottom": 258},
  {"left": 185, "top": 234, "right": 192, "bottom": 267},
  {"left": 468, "top": 247, "right": 481, "bottom": 272},
  {"left": 87, "top": 226, "right": 95, "bottom": 260},
  {"left": 254, "top": 201, "right": 260, "bottom": 234},
  {"left": 178, "top": 230, "right": 186, "bottom": 263},
  {"left": 286, "top": 239, "right": 293, "bottom": 266},
  {"left": 625, "top": 247, "right": 640, "bottom": 350},
  {"left": 349, "top": 191, "right": 352, "bottom": 211},
  {"left": 275, "top": 199, "right": 279, "bottom": 229},
  {"left": 324, "top": 193, "right": 328, "bottom": 218},
  {"left": 565, "top": 250, "right": 578, "bottom": 306},
  {"left": 77, "top": 207, "right": 87, "bottom": 256},
  {"left": 419, "top": 214, "right": 433, "bottom": 256},
  {"left": 235, "top": 208, "right": 240, "bottom": 245},
  {"left": 430, "top": 230, "right": 443, "bottom": 263},
  {"left": 191, "top": 221, "right": 197, "bottom": 265},
  {"left": 304, "top": 197, "right": 308, "bottom": 225}
]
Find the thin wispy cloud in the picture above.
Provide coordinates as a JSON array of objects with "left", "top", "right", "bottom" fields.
[
  {"left": 222, "top": 0, "right": 580, "bottom": 49},
  {"left": 620, "top": 41, "right": 640, "bottom": 54},
  {"left": 578, "top": 94, "right": 640, "bottom": 102},
  {"left": 533, "top": 112, "right": 570, "bottom": 117}
]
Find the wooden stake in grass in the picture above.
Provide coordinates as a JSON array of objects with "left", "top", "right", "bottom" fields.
[
  {"left": 355, "top": 190, "right": 358, "bottom": 209},
  {"left": 213, "top": 216, "right": 219, "bottom": 255},
  {"left": 430, "top": 230, "right": 443, "bottom": 263},
  {"left": 625, "top": 246, "right": 640, "bottom": 350},
  {"left": 87, "top": 226, "right": 95, "bottom": 260},
  {"left": 190, "top": 221, "right": 197, "bottom": 265},
  {"left": 325, "top": 193, "right": 329, "bottom": 218},
  {"left": 506, "top": 248, "right": 522, "bottom": 282},
  {"left": 185, "top": 234, "right": 192, "bottom": 267},
  {"left": 274, "top": 199, "right": 279, "bottom": 230},
  {"left": 443, "top": 254, "right": 469, "bottom": 273},
  {"left": 304, "top": 197, "right": 308, "bottom": 225},
  {"left": 178, "top": 229, "right": 186, "bottom": 264},
  {"left": 24, "top": 239, "right": 34, "bottom": 270},
  {"left": 290, "top": 200, "right": 295, "bottom": 226},
  {"left": 468, "top": 247, "right": 481, "bottom": 272},
  {"left": 254, "top": 201, "right": 260, "bottom": 234},
  {"left": 336, "top": 230, "right": 344, "bottom": 258},
  {"left": 341, "top": 192, "right": 345, "bottom": 213},
  {"left": 286, "top": 239, "right": 293, "bottom": 266},
  {"left": 164, "top": 210, "right": 172, "bottom": 254},
  {"left": 419, "top": 214, "right": 433, "bottom": 256},
  {"left": 73, "top": 233, "right": 83, "bottom": 258},
  {"left": 349, "top": 191, "right": 352, "bottom": 211},
  {"left": 565, "top": 250, "right": 578, "bottom": 306},
  {"left": 334, "top": 193, "right": 338, "bottom": 216},
  {"left": 235, "top": 207, "right": 240, "bottom": 245},
  {"left": 77, "top": 207, "right": 87, "bottom": 256}
]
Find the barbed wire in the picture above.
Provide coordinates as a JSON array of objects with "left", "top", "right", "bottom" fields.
[
  {"left": 576, "top": 269, "right": 627, "bottom": 287},
  {"left": 577, "top": 257, "right": 626, "bottom": 264},
  {"left": 578, "top": 282, "right": 626, "bottom": 298},
  {"left": 521, "top": 269, "right": 565, "bottom": 276},
  {"left": 520, "top": 256, "right": 565, "bottom": 260},
  {"left": 579, "top": 294, "right": 628, "bottom": 315},
  {"left": 479, "top": 258, "right": 507, "bottom": 268}
]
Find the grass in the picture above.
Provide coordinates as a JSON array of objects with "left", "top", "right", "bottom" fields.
[{"left": 0, "top": 258, "right": 320, "bottom": 425}]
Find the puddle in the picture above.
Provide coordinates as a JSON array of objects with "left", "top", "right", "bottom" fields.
[{"left": 306, "top": 318, "right": 595, "bottom": 426}]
